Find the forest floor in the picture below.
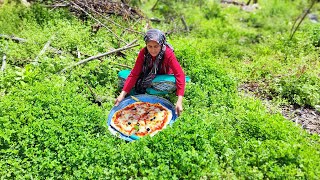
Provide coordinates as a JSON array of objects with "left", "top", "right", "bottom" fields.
[{"left": 239, "top": 82, "right": 320, "bottom": 135}]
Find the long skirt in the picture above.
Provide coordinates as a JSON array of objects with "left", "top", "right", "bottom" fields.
[{"left": 118, "top": 69, "right": 190, "bottom": 95}]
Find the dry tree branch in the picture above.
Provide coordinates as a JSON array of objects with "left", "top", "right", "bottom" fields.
[
  {"left": 43, "top": 3, "right": 70, "bottom": 8},
  {"left": 151, "top": 0, "right": 160, "bottom": 11},
  {"left": 289, "top": 0, "right": 317, "bottom": 40},
  {"left": 60, "top": 40, "right": 139, "bottom": 73},
  {"left": 110, "top": 62, "right": 132, "bottom": 69},
  {"left": 85, "top": 82, "right": 97, "bottom": 100},
  {"left": 0, "top": 34, "right": 27, "bottom": 43},
  {"left": 1, "top": 54, "right": 6, "bottom": 72},
  {"left": 180, "top": 16, "right": 189, "bottom": 32},
  {"left": 33, "top": 35, "right": 55, "bottom": 64},
  {"left": 76, "top": 46, "right": 81, "bottom": 59},
  {"left": 124, "top": 39, "right": 138, "bottom": 47},
  {"left": 221, "top": 0, "right": 246, "bottom": 6},
  {"left": 70, "top": 1, "right": 128, "bottom": 44}
]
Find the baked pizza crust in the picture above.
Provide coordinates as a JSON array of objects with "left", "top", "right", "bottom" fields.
[{"left": 110, "top": 102, "right": 172, "bottom": 138}]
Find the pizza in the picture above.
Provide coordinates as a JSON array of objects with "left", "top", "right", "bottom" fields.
[{"left": 110, "top": 102, "right": 172, "bottom": 137}]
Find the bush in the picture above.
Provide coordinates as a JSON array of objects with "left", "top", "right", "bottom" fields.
[{"left": 274, "top": 73, "right": 320, "bottom": 107}]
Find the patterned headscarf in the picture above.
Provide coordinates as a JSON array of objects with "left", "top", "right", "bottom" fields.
[{"left": 135, "top": 29, "right": 172, "bottom": 94}]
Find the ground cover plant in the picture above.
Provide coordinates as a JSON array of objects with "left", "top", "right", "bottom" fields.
[{"left": 1, "top": 0, "right": 320, "bottom": 179}]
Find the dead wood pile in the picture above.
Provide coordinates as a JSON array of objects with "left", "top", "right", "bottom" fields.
[{"left": 46, "top": 0, "right": 144, "bottom": 20}]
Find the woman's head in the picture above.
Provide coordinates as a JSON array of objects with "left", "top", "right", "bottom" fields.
[{"left": 144, "top": 29, "right": 166, "bottom": 57}]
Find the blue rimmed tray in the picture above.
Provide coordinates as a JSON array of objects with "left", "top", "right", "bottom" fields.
[{"left": 107, "top": 94, "right": 178, "bottom": 142}]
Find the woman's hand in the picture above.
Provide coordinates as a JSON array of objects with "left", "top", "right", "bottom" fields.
[
  {"left": 175, "top": 96, "right": 183, "bottom": 116},
  {"left": 115, "top": 91, "right": 127, "bottom": 106}
]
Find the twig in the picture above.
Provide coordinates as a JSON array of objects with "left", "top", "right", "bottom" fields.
[
  {"left": 150, "top": 17, "right": 161, "bottom": 23},
  {"left": 85, "top": 81, "right": 112, "bottom": 106},
  {"left": 1, "top": 54, "right": 6, "bottom": 72},
  {"left": 124, "top": 39, "right": 138, "bottom": 47},
  {"left": 180, "top": 16, "right": 189, "bottom": 32},
  {"left": 70, "top": 1, "right": 128, "bottom": 44},
  {"left": 77, "top": 46, "right": 81, "bottom": 58},
  {"left": 43, "top": 3, "right": 70, "bottom": 8},
  {"left": 60, "top": 42, "right": 139, "bottom": 73},
  {"left": 151, "top": 0, "right": 160, "bottom": 11},
  {"left": 221, "top": 0, "right": 246, "bottom": 6},
  {"left": 85, "top": 82, "right": 97, "bottom": 100},
  {"left": 33, "top": 35, "right": 55, "bottom": 64},
  {"left": 289, "top": 0, "right": 317, "bottom": 40},
  {"left": 0, "top": 34, "right": 27, "bottom": 43},
  {"left": 111, "top": 62, "right": 132, "bottom": 69}
]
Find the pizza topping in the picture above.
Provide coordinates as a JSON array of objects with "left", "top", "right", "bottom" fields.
[
  {"left": 134, "top": 125, "right": 139, "bottom": 131},
  {"left": 133, "top": 115, "right": 140, "bottom": 119}
]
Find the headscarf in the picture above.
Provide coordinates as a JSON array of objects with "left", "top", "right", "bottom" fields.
[{"left": 135, "top": 29, "right": 173, "bottom": 94}]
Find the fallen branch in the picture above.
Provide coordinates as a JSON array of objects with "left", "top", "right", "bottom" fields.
[
  {"left": 151, "top": 0, "right": 160, "bottom": 11},
  {"left": 76, "top": 46, "right": 81, "bottom": 58},
  {"left": 289, "top": 0, "right": 317, "bottom": 40},
  {"left": 221, "top": 0, "right": 246, "bottom": 6},
  {"left": 124, "top": 39, "right": 138, "bottom": 47},
  {"left": 111, "top": 62, "right": 132, "bottom": 69},
  {"left": 0, "top": 34, "right": 27, "bottom": 43},
  {"left": 43, "top": 3, "right": 70, "bottom": 8},
  {"left": 1, "top": 54, "right": 6, "bottom": 72},
  {"left": 33, "top": 35, "right": 55, "bottom": 65},
  {"left": 85, "top": 82, "right": 113, "bottom": 106},
  {"left": 85, "top": 82, "right": 97, "bottom": 100},
  {"left": 60, "top": 41, "right": 139, "bottom": 73},
  {"left": 70, "top": 1, "right": 127, "bottom": 44},
  {"left": 180, "top": 16, "right": 189, "bottom": 32},
  {"left": 150, "top": 17, "right": 161, "bottom": 23}
]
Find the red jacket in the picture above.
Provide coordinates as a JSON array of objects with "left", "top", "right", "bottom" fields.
[{"left": 123, "top": 47, "right": 186, "bottom": 96}]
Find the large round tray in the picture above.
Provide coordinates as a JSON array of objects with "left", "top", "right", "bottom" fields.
[{"left": 107, "top": 94, "right": 177, "bottom": 141}]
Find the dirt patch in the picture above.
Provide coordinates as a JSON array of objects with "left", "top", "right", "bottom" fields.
[
  {"left": 281, "top": 105, "right": 320, "bottom": 134},
  {"left": 239, "top": 82, "right": 320, "bottom": 135}
]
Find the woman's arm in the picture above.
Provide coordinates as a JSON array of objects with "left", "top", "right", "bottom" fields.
[
  {"left": 115, "top": 90, "right": 127, "bottom": 106},
  {"left": 122, "top": 48, "right": 145, "bottom": 93},
  {"left": 115, "top": 48, "right": 145, "bottom": 106},
  {"left": 175, "top": 95, "right": 183, "bottom": 116},
  {"left": 165, "top": 48, "right": 186, "bottom": 116},
  {"left": 165, "top": 49, "right": 186, "bottom": 96}
]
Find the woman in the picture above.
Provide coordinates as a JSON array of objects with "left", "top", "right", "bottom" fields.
[{"left": 115, "top": 29, "right": 186, "bottom": 116}]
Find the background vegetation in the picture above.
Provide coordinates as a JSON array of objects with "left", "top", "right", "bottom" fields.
[{"left": 1, "top": 0, "right": 320, "bottom": 179}]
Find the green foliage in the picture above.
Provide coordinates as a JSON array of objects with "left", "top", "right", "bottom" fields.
[
  {"left": 203, "top": 1, "right": 225, "bottom": 20},
  {"left": 273, "top": 73, "right": 320, "bottom": 107},
  {"left": 0, "top": 0, "right": 320, "bottom": 179},
  {"left": 305, "top": 23, "right": 320, "bottom": 47}
]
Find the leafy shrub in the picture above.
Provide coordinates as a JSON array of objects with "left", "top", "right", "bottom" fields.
[
  {"left": 305, "top": 23, "right": 320, "bottom": 47},
  {"left": 274, "top": 73, "right": 320, "bottom": 107},
  {"left": 203, "top": 1, "right": 225, "bottom": 20}
]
